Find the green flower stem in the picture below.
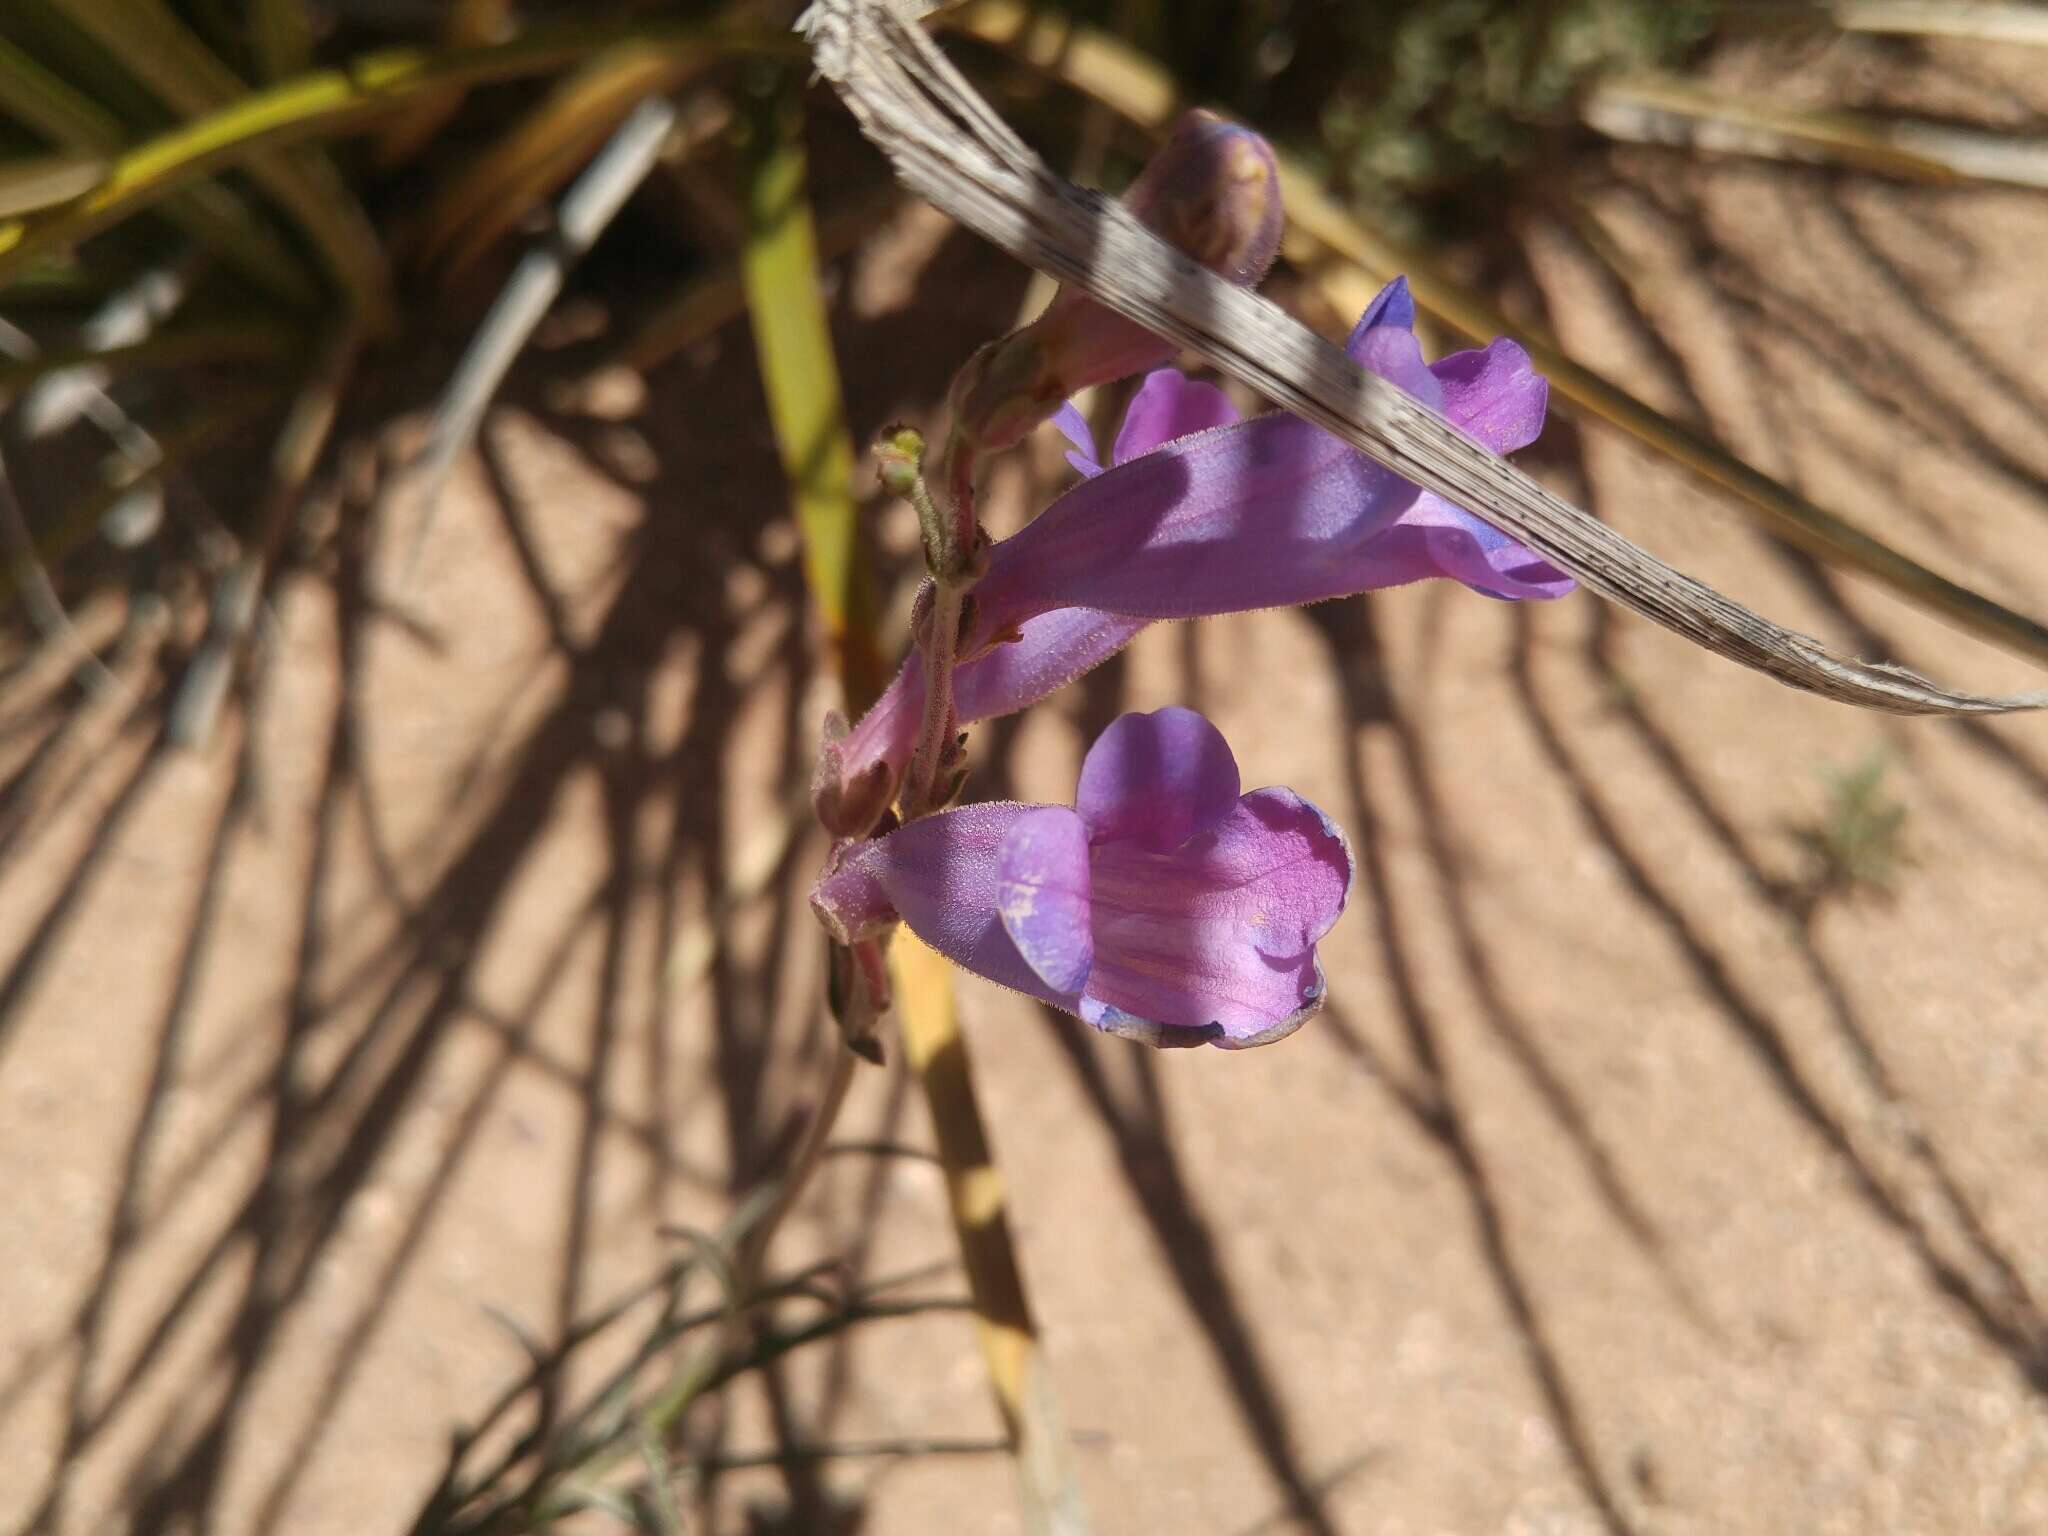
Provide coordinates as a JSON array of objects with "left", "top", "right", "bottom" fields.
[{"left": 869, "top": 376, "right": 1087, "bottom": 1536}]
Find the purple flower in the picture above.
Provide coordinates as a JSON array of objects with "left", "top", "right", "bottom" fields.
[
  {"left": 821, "top": 279, "right": 1572, "bottom": 831},
  {"left": 812, "top": 708, "right": 1352, "bottom": 1049},
  {"left": 980, "top": 278, "right": 1566, "bottom": 624}
]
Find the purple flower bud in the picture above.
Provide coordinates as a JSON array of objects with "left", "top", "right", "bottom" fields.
[
  {"left": 813, "top": 279, "right": 1573, "bottom": 830},
  {"left": 813, "top": 710, "right": 896, "bottom": 838},
  {"left": 812, "top": 708, "right": 1351, "bottom": 1049},
  {"left": 1025, "top": 110, "right": 1285, "bottom": 405},
  {"left": 1126, "top": 109, "right": 1287, "bottom": 284},
  {"left": 949, "top": 111, "right": 1284, "bottom": 459}
]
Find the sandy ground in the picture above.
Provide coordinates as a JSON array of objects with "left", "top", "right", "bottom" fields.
[{"left": 5, "top": 37, "right": 2048, "bottom": 1536}]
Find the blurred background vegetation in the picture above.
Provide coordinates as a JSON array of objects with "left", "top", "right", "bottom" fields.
[
  {"left": 1055, "top": 0, "right": 1719, "bottom": 227},
  {"left": 6, "top": 2, "right": 2048, "bottom": 1533},
  {"left": 8, "top": 0, "right": 2048, "bottom": 732}
]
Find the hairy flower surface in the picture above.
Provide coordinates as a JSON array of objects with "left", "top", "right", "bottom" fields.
[
  {"left": 824, "top": 279, "right": 1571, "bottom": 829},
  {"left": 812, "top": 709, "right": 1352, "bottom": 1048}
]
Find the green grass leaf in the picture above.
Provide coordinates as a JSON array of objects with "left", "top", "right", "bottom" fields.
[
  {"left": 0, "top": 30, "right": 319, "bottom": 301},
  {"left": 0, "top": 20, "right": 801, "bottom": 301},
  {"left": 41, "top": 0, "right": 391, "bottom": 322},
  {"left": 738, "top": 76, "right": 885, "bottom": 712}
]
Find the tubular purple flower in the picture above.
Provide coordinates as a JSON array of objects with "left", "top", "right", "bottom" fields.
[
  {"left": 811, "top": 708, "right": 1352, "bottom": 1049},
  {"left": 980, "top": 279, "right": 1567, "bottom": 627},
  {"left": 818, "top": 279, "right": 1573, "bottom": 831}
]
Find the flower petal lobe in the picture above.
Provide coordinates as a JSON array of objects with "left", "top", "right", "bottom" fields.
[
  {"left": 996, "top": 806, "right": 1095, "bottom": 993},
  {"left": 1111, "top": 370, "right": 1240, "bottom": 464},
  {"left": 1432, "top": 337, "right": 1548, "bottom": 454},
  {"left": 1052, "top": 401, "right": 1102, "bottom": 477},
  {"left": 845, "top": 803, "right": 1068, "bottom": 1004},
  {"left": 1076, "top": 706, "right": 1241, "bottom": 851},
  {"left": 1081, "top": 787, "right": 1352, "bottom": 1046}
]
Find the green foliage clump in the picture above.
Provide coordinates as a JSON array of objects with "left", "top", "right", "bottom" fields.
[
  {"left": 1795, "top": 751, "right": 1912, "bottom": 906},
  {"left": 1057, "top": 0, "right": 1721, "bottom": 230},
  {"left": 1312, "top": 0, "right": 1720, "bottom": 207}
]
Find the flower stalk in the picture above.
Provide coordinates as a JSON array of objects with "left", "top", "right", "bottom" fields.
[
  {"left": 904, "top": 577, "right": 964, "bottom": 817},
  {"left": 881, "top": 423, "right": 984, "bottom": 820}
]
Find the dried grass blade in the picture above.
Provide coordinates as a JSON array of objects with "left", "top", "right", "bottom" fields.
[
  {"left": 0, "top": 385, "right": 276, "bottom": 611},
  {"left": 373, "top": 0, "right": 513, "bottom": 166},
  {"left": 1726, "top": 1, "right": 2048, "bottom": 46},
  {"left": 0, "top": 153, "right": 104, "bottom": 217},
  {"left": 1585, "top": 71, "right": 2048, "bottom": 190},
  {"left": 1279, "top": 190, "right": 2048, "bottom": 674},
  {"left": 405, "top": 96, "right": 679, "bottom": 579},
  {"left": 0, "top": 319, "right": 301, "bottom": 395},
  {"left": 800, "top": 0, "right": 2048, "bottom": 714},
  {"left": 166, "top": 320, "right": 358, "bottom": 749},
  {"left": 891, "top": 931, "right": 1095, "bottom": 1536},
  {"left": 0, "top": 442, "right": 121, "bottom": 696},
  {"left": 416, "top": 43, "right": 705, "bottom": 278},
  {"left": 249, "top": 0, "right": 314, "bottom": 82}
]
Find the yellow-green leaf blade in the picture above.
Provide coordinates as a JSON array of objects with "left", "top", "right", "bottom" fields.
[
  {"left": 0, "top": 21, "right": 800, "bottom": 297},
  {"left": 44, "top": 0, "right": 391, "bottom": 322},
  {"left": 738, "top": 78, "right": 884, "bottom": 711},
  {"left": 0, "top": 30, "right": 318, "bottom": 300}
]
